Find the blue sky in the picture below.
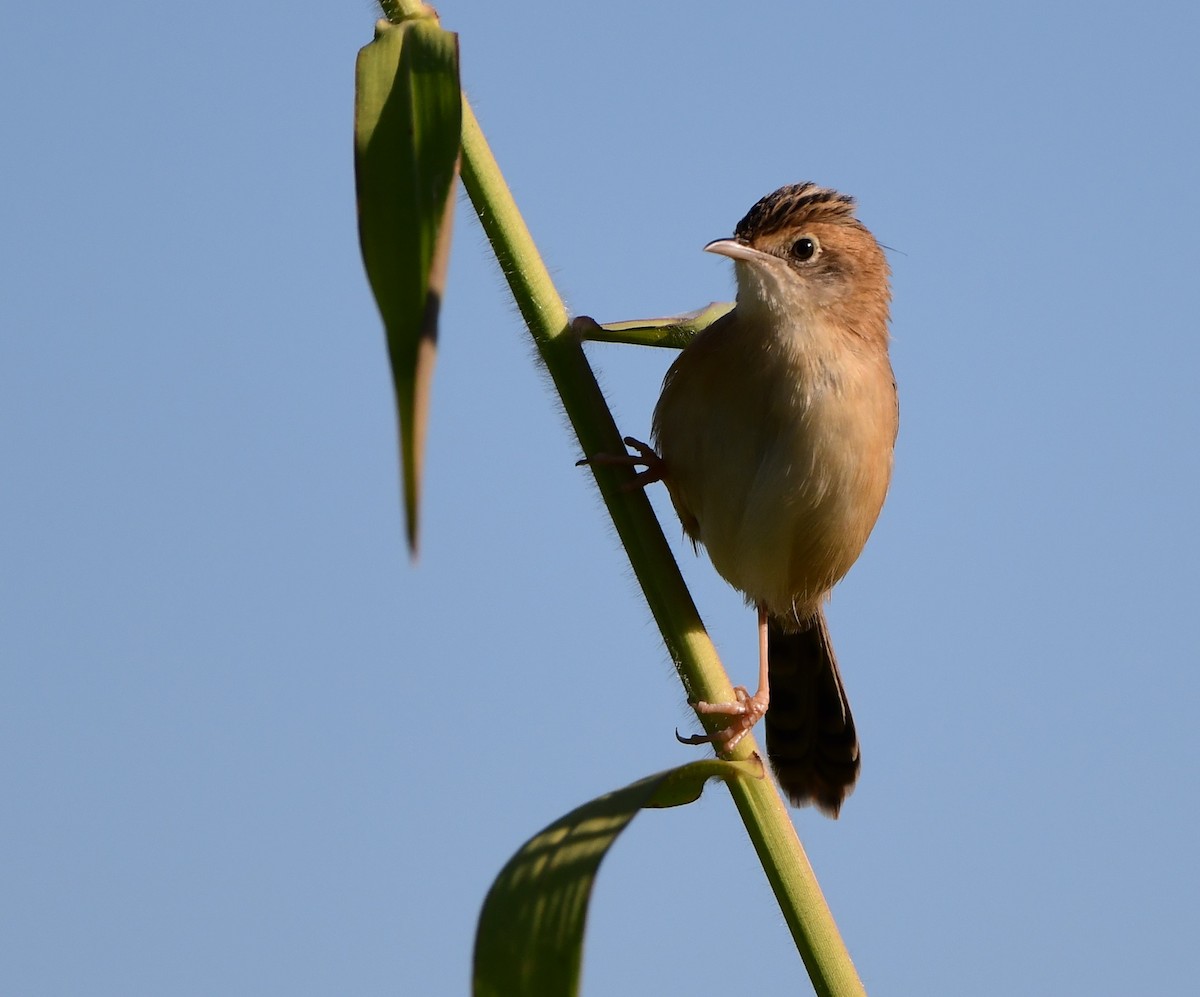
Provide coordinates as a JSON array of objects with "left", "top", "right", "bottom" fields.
[{"left": 3, "top": 1, "right": 1198, "bottom": 994}]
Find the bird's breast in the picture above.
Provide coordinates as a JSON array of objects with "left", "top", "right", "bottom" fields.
[{"left": 653, "top": 320, "right": 896, "bottom": 621}]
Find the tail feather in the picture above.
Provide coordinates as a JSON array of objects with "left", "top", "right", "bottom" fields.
[{"left": 764, "top": 612, "right": 860, "bottom": 817}]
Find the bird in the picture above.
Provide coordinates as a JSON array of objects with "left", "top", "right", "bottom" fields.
[{"left": 621, "top": 182, "right": 897, "bottom": 816}]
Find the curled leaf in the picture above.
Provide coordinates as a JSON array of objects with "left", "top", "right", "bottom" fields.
[{"left": 473, "top": 758, "right": 762, "bottom": 997}]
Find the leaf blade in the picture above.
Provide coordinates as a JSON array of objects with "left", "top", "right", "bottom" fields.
[
  {"left": 473, "top": 759, "right": 762, "bottom": 997},
  {"left": 354, "top": 18, "right": 460, "bottom": 553}
]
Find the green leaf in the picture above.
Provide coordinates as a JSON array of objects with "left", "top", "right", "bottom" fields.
[
  {"left": 574, "top": 301, "right": 736, "bottom": 350},
  {"left": 354, "top": 17, "right": 461, "bottom": 555},
  {"left": 473, "top": 758, "right": 762, "bottom": 997}
]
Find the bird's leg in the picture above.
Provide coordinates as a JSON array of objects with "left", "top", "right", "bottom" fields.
[
  {"left": 576, "top": 436, "right": 664, "bottom": 489},
  {"left": 678, "top": 604, "right": 771, "bottom": 751}
]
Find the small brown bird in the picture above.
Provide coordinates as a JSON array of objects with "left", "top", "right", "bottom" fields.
[{"left": 629, "top": 183, "right": 897, "bottom": 816}]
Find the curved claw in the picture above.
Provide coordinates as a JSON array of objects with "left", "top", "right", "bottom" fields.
[
  {"left": 685, "top": 686, "right": 769, "bottom": 753},
  {"left": 576, "top": 436, "right": 666, "bottom": 489}
]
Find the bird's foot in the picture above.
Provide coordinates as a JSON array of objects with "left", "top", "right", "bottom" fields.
[
  {"left": 576, "top": 436, "right": 664, "bottom": 489},
  {"left": 677, "top": 686, "right": 770, "bottom": 753}
]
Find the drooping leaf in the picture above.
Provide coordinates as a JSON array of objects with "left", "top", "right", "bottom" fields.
[
  {"left": 473, "top": 758, "right": 762, "bottom": 997},
  {"left": 354, "top": 16, "right": 460, "bottom": 554}
]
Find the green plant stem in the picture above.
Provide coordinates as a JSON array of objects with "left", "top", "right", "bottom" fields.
[
  {"left": 457, "top": 98, "right": 720, "bottom": 705},
  {"left": 381, "top": 4, "right": 867, "bottom": 993}
]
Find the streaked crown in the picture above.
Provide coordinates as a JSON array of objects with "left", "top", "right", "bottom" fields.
[
  {"left": 734, "top": 183, "right": 859, "bottom": 242},
  {"left": 723, "top": 182, "right": 891, "bottom": 336}
]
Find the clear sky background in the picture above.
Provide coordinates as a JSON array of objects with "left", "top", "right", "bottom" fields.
[{"left": 3, "top": 1, "right": 1198, "bottom": 994}]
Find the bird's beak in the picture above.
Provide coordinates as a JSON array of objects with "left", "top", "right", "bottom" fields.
[{"left": 704, "top": 238, "right": 773, "bottom": 265}]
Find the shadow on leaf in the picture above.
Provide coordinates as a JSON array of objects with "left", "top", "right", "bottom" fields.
[{"left": 473, "top": 758, "right": 762, "bottom": 997}]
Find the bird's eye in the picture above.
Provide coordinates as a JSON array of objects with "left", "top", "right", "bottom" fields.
[{"left": 790, "top": 236, "right": 819, "bottom": 262}]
